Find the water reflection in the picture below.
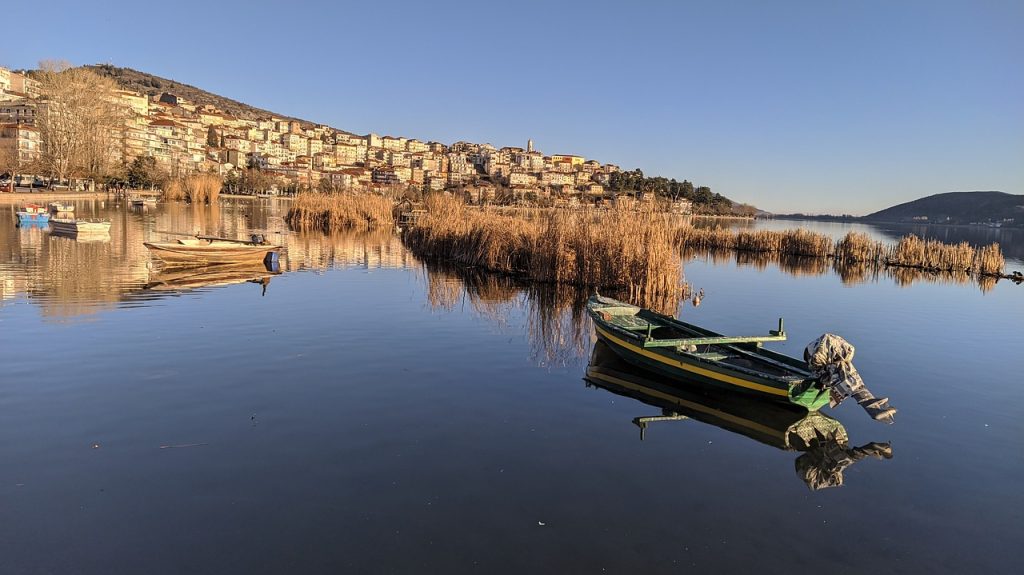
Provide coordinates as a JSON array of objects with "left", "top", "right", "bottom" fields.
[
  {"left": 0, "top": 199, "right": 419, "bottom": 317},
  {"left": 144, "top": 261, "right": 281, "bottom": 295},
  {"left": 688, "top": 248, "right": 1001, "bottom": 292},
  {"left": 422, "top": 263, "right": 596, "bottom": 367},
  {"left": 584, "top": 340, "right": 893, "bottom": 490},
  {"left": 1, "top": 198, "right": 1014, "bottom": 321}
]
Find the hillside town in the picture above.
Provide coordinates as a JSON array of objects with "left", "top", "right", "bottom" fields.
[{"left": 0, "top": 64, "right": 718, "bottom": 212}]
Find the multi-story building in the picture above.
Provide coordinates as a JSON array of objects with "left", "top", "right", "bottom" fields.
[
  {"left": 116, "top": 90, "right": 148, "bottom": 117},
  {"left": 0, "top": 123, "right": 41, "bottom": 166},
  {"left": 8, "top": 72, "right": 40, "bottom": 98},
  {"left": 223, "top": 136, "right": 252, "bottom": 152},
  {"left": 381, "top": 136, "right": 405, "bottom": 151},
  {"left": 281, "top": 132, "right": 307, "bottom": 153},
  {"left": 386, "top": 150, "right": 411, "bottom": 168},
  {"left": 426, "top": 175, "right": 446, "bottom": 191},
  {"left": 508, "top": 171, "right": 537, "bottom": 187},
  {"left": 574, "top": 171, "right": 595, "bottom": 186},
  {"left": 0, "top": 100, "right": 36, "bottom": 125},
  {"left": 334, "top": 143, "right": 364, "bottom": 166},
  {"left": 540, "top": 171, "right": 573, "bottom": 186},
  {"left": 550, "top": 154, "right": 584, "bottom": 168},
  {"left": 372, "top": 167, "right": 400, "bottom": 185}
]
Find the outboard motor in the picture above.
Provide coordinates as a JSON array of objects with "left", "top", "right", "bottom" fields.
[
  {"left": 804, "top": 334, "right": 897, "bottom": 423},
  {"left": 250, "top": 233, "right": 266, "bottom": 245}
]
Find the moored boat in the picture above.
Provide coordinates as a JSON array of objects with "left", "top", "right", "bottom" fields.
[
  {"left": 48, "top": 202, "right": 75, "bottom": 214},
  {"left": 587, "top": 294, "right": 895, "bottom": 420},
  {"left": 16, "top": 204, "right": 50, "bottom": 225},
  {"left": 50, "top": 218, "right": 111, "bottom": 235},
  {"left": 130, "top": 196, "right": 157, "bottom": 208},
  {"left": 144, "top": 235, "right": 282, "bottom": 267}
]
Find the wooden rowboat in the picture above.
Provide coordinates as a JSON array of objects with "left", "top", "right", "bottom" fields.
[
  {"left": 144, "top": 235, "right": 282, "bottom": 267},
  {"left": 585, "top": 340, "right": 846, "bottom": 446},
  {"left": 587, "top": 294, "right": 830, "bottom": 410}
]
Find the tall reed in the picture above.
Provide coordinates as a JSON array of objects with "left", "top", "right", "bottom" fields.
[
  {"left": 835, "top": 232, "right": 887, "bottom": 264},
  {"left": 675, "top": 225, "right": 1006, "bottom": 276},
  {"left": 403, "top": 195, "right": 684, "bottom": 305},
  {"left": 162, "top": 174, "right": 223, "bottom": 204},
  {"left": 161, "top": 179, "right": 185, "bottom": 201},
  {"left": 286, "top": 192, "right": 396, "bottom": 232},
  {"left": 182, "top": 174, "right": 223, "bottom": 204},
  {"left": 676, "top": 227, "right": 835, "bottom": 257},
  {"left": 886, "top": 235, "right": 1004, "bottom": 275}
]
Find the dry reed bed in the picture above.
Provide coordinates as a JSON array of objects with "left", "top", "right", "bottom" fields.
[
  {"left": 161, "top": 174, "right": 223, "bottom": 204},
  {"left": 405, "top": 195, "right": 684, "bottom": 303},
  {"left": 285, "top": 192, "right": 1007, "bottom": 282},
  {"left": 286, "top": 192, "right": 395, "bottom": 232},
  {"left": 676, "top": 227, "right": 1005, "bottom": 276}
]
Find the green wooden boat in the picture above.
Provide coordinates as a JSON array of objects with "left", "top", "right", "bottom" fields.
[
  {"left": 587, "top": 294, "right": 830, "bottom": 411},
  {"left": 586, "top": 340, "right": 847, "bottom": 447}
]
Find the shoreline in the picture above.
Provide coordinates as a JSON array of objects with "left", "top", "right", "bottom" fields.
[{"left": 0, "top": 190, "right": 291, "bottom": 203}]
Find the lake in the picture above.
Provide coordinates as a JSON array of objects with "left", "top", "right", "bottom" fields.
[{"left": 2, "top": 198, "right": 1022, "bottom": 574}]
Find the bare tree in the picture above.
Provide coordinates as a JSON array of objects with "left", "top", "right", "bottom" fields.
[
  {"left": 0, "top": 142, "right": 17, "bottom": 192},
  {"left": 35, "top": 60, "right": 128, "bottom": 185}
]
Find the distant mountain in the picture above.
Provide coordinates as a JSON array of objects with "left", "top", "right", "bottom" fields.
[
  {"left": 863, "top": 191, "right": 1024, "bottom": 225},
  {"left": 84, "top": 64, "right": 317, "bottom": 128}
]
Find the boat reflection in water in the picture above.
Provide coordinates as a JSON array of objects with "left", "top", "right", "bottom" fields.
[
  {"left": 584, "top": 340, "right": 893, "bottom": 490},
  {"left": 144, "top": 259, "right": 281, "bottom": 296}
]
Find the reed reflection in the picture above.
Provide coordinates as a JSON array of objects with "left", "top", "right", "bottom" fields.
[
  {"left": 422, "top": 263, "right": 593, "bottom": 367},
  {"left": 686, "top": 248, "right": 1001, "bottom": 292},
  {"left": 584, "top": 340, "right": 893, "bottom": 490}
]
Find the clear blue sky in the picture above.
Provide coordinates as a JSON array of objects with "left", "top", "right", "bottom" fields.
[{"left": 3, "top": 0, "right": 1020, "bottom": 214}]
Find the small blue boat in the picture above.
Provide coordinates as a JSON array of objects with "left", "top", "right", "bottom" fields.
[{"left": 16, "top": 205, "right": 51, "bottom": 225}]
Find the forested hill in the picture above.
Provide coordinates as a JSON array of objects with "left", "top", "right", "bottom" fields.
[
  {"left": 84, "top": 64, "right": 314, "bottom": 127},
  {"left": 864, "top": 191, "right": 1023, "bottom": 225}
]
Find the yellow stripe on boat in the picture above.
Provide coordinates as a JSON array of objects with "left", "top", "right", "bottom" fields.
[{"left": 594, "top": 325, "right": 789, "bottom": 397}]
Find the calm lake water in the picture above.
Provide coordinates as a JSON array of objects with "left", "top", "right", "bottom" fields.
[{"left": 2, "top": 198, "right": 1022, "bottom": 574}]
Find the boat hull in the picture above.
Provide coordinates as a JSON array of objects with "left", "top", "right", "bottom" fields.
[
  {"left": 144, "top": 242, "right": 281, "bottom": 267},
  {"left": 588, "top": 296, "right": 830, "bottom": 411},
  {"left": 585, "top": 340, "right": 847, "bottom": 449},
  {"left": 16, "top": 212, "right": 50, "bottom": 224},
  {"left": 50, "top": 219, "right": 111, "bottom": 234}
]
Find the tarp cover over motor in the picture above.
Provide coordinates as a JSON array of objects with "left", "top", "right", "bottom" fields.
[{"left": 804, "top": 334, "right": 897, "bottom": 423}]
